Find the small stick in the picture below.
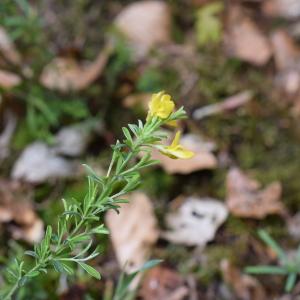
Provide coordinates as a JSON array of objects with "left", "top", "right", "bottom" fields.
[{"left": 193, "top": 90, "right": 253, "bottom": 120}]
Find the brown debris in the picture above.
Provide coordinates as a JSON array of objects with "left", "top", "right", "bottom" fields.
[
  {"left": 105, "top": 192, "right": 159, "bottom": 273},
  {"left": 0, "top": 26, "right": 21, "bottom": 65},
  {"left": 40, "top": 45, "right": 112, "bottom": 92},
  {"left": 139, "top": 266, "right": 189, "bottom": 300},
  {"left": 221, "top": 259, "right": 267, "bottom": 300},
  {"left": 0, "top": 179, "right": 44, "bottom": 243},
  {"left": 114, "top": 1, "right": 171, "bottom": 58},
  {"left": 225, "top": 6, "right": 272, "bottom": 66},
  {"left": 226, "top": 168, "right": 285, "bottom": 219},
  {"left": 0, "top": 70, "right": 21, "bottom": 89}
]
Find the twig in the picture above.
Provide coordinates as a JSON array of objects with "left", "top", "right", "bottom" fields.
[{"left": 193, "top": 90, "right": 253, "bottom": 120}]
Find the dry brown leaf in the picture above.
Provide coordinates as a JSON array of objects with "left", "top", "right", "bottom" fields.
[
  {"left": 262, "top": 0, "right": 300, "bottom": 19},
  {"left": 152, "top": 133, "right": 217, "bottom": 174},
  {"left": 0, "top": 26, "right": 21, "bottom": 65},
  {"left": 40, "top": 46, "right": 111, "bottom": 92},
  {"left": 139, "top": 266, "right": 189, "bottom": 300},
  {"left": 0, "top": 69, "right": 21, "bottom": 89},
  {"left": 226, "top": 167, "right": 285, "bottom": 219},
  {"left": 0, "top": 179, "right": 44, "bottom": 243},
  {"left": 162, "top": 197, "right": 228, "bottom": 247},
  {"left": 221, "top": 259, "right": 267, "bottom": 300},
  {"left": 271, "top": 30, "right": 300, "bottom": 71},
  {"left": 105, "top": 192, "right": 159, "bottom": 273},
  {"left": 225, "top": 6, "right": 272, "bottom": 66},
  {"left": 114, "top": 1, "right": 171, "bottom": 58}
]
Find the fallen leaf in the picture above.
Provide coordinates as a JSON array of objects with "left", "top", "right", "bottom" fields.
[
  {"left": 114, "top": 1, "right": 171, "bottom": 58},
  {"left": 40, "top": 45, "right": 111, "bottom": 92},
  {"left": 152, "top": 133, "right": 217, "bottom": 174},
  {"left": 287, "top": 212, "right": 300, "bottom": 240},
  {"left": 0, "top": 111, "right": 17, "bottom": 161},
  {"left": 271, "top": 30, "right": 300, "bottom": 71},
  {"left": 224, "top": 6, "right": 272, "bottom": 66},
  {"left": 12, "top": 142, "right": 78, "bottom": 184},
  {"left": 262, "top": 0, "right": 300, "bottom": 19},
  {"left": 0, "top": 70, "right": 21, "bottom": 89},
  {"left": 221, "top": 259, "right": 267, "bottom": 300},
  {"left": 139, "top": 266, "right": 189, "bottom": 300},
  {"left": 226, "top": 167, "right": 285, "bottom": 219},
  {"left": 162, "top": 197, "right": 228, "bottom": 247},
  {"left": 0, "top": 179, "right": 44, "bottom": 243},
  {"left": 53, "top": 121, "right": 102, "bottom": 157},
  {"left": 0, "top": 26, "right": 21, "bottom": 65},
  {"left": 105, "top": 192, "right": 159, "bottom": 273}
]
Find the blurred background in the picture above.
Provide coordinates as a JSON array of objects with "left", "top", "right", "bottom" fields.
[{"left": 1, "top": 0, "right": 300, "bottom": 299}]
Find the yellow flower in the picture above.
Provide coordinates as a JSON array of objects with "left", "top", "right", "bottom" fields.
[
  {"left": 158, "top": 131, "right": 195, "bottom": 159},
  {"left": 147, "top": 91, "right": 175, "bottom": 121}
]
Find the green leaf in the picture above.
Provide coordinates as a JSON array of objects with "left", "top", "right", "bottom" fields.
[
  {"left": 245, "top": 265, "right": 287, "bottom": 275},
  {"left": 24, "top": 251, "right": 38, "bottom": 258},
  {"left": 78, "top": 262, "right": 101, "bottom": 280},
  {"left": 285, "top": 272, "right": 297, "bottom": 292},
  {"left": 258, "top": 230, "right": 287, "bottom": 262},
  {"left": 196, "top": 2, "right": 224, "bottom": 46}
]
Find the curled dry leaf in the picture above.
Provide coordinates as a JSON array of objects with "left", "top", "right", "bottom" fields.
[
  {"left": 114, "top": 1, "right": 171, "bottom": 58},
  {"left": 221, "top": 259, "right": 267, "bottom": 300},
  {"left": 12, "top": 142, "right": 78, "bottom": 184},
  {"left": 224, "top": 6, "right": 272, "bottom": 66},
  {"left": 262, "top": 0, "right": 300, "bottom": 19},
  {"left": 40, "top": 46, "right": 111, "bottom": 92},
  {"left": 0, "top": 70, "right": 21, "bottom": 89},
  {"left": 162, "top": 197, "right": 228, "bottom": 247},
  {"left": 0, "top": 26, "right": 21, "bottom": 65},
  {"left": 139, "top": 266, "right": 189, "bottom": 300},
  {"left": 226, "top": 168, "right": 285, "bottom": 219},
  {"left": 152, "top": 133, "right": 217, "bottom": 174},
  {"left": 105, "top": 192, "right": 159, "bottom": 273},
  {"left": 0, "top": 179, "right": 44, "bottom": 243}
]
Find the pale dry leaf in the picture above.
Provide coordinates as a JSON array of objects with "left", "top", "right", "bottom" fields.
[
  {"left": 221, "top": 259, "right": 267, "bottom": 300},
  {"left": 162, "top": 197, "right": 228, "bottom": 247},
  {"left": 0, "top": 179, "right": 44, "bottom": 243},
  {"left": 114, "top": 1, "right": 171, "bottom": 58},
  {"left": 53, "top": 121, "right": 103, "bottom": 157},
  {"left": 40, "top": 46, "right": 111, "bottom": 92},
  {"left": 12, "top": 142, "right": 78, "bottom": 183},
  {"left": 152, "top": 133, "right": 217, "bottom": 174},
  {"left": 0, "top": 26, "right": 21, "bottom": 65},
  {"left": 140, "top": 266, "right": 189, "bottom": 300},
  {"left": 105, "top": 192, "right": 159, "bottom": 273},
  {"left": 262, "top": 0, "right": 300, "bottom": 19},
  {"left": 287, "top": 212, "right": 300, "bottom": 240},
  {"left": 224, "top": 6, "right": 272, "bottom": 66},
  {"left": 271, "top": 30, "right": 300, "bottom": 95},
  {"left": 0, "top": 70, "right": 21, "bottom": 89},
  {"left": 0, "top": 111, "right": 17, "bottom": 161},
  {"left": 226, "top": 167, "right": 285, "bottom": 219},
  {"left": 271, "top": 30, "right": 300, "bottom": 71}
]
